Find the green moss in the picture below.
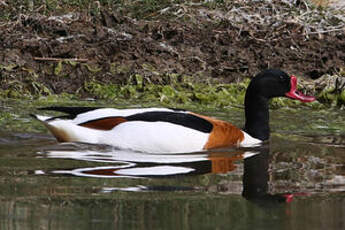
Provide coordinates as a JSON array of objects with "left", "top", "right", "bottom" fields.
[
  {"left": 110, "top": 62, "right": 131, "bottom": 75},
  {"left": 318, "top": 87, "right": 345, "bottom": 107},
  {"left": 84, "top": 63, "right": 103, "bottom": 73},
  {"left": 81, "top": 74, "right": 323, "bottom": 109},
  {"left": 54, "top": 61, "right": 63, "bottom": 76},
  {"left": 84, "top": 80, "right": 120, "bottom": 100},
  {"left": 0, "top": 63, "right": 18, "bottom": 71},
  {"left": 338, "top": 89, "right": 345, "bottom": 104},
  {"left": 82, "top": 74, "right": 250, "bottom": 108},
  {"left": 0, "top": 70, "right": 340, "bottom": 109}
]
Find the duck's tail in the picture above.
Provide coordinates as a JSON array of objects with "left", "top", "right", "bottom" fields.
[{"left": 31, "top": 114, "right": 99, "bottom": 143}]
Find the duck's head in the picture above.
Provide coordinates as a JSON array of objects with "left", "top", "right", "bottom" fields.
[
  {"left": 244, "top": 69, "right": 315, "bottom": 141},
  {"left": 246, "top": 69, "right": 315, "bottom": 102}
]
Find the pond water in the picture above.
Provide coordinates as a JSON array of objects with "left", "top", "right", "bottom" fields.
[{"left": 0, "top": 100, "right": 344, "bottom": 230}]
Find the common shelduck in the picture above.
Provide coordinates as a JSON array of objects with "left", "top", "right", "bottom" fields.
[{"left": 32, "top": 69, "right": 315, "bottom": 153}]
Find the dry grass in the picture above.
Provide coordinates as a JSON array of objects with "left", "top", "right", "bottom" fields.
[
  {"left": 152, "top": 0, "right": 345, "bottom": 37},
  {"left": 310, "top": 0, "right": 345, "bottom": 7}
]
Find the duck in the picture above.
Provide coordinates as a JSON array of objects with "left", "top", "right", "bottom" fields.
[{"left": 32, "top": 69, "right": 315, "bottom": 153}]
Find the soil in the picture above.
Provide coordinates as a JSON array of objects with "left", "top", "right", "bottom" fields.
[{"left": 0, "top": 1, "right": 345, "bottom": 96}]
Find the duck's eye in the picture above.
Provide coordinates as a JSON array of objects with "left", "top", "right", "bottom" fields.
[{"left": 279, "top": 75, "right": 286, "bottom": 82}]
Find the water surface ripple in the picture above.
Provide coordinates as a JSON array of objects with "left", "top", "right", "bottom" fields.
[{"left": 0, "top": 103, "right": 344, "bottom": 230}]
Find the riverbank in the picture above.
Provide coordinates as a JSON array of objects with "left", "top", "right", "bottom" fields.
[{"left": 0, "top": 0, "right": 344, "bottom": 106}]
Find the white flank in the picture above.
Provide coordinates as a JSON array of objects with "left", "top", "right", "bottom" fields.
[
  {"left": 239, "top": 131, "right": 262, "bottom": 147},
  {"left": 101, "top": 121, "right": 209, "bottom": 153}
]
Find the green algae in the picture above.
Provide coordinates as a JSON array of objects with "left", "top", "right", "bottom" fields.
[
  {"left": 0, "top": 71, "right": 334, "bottom": 109},
  {"left": 54, "top": 61, "right": 63, "bottom": 76},
  {"left": 83, "top": 74, "right": 251, "bottom": 108},
  {"left": 82, "top": 74, "right": 327, "bottom": 110},
  {"left": 318, "top": 86, "right": 345, "bottom": 107},
  {"left": 0, "top": 63, "right": 342, "bottom": 110}
]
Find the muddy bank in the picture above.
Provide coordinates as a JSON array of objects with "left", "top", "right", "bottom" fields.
[{"left": 0, "top": 0, "right": 344, "bottom": 97}]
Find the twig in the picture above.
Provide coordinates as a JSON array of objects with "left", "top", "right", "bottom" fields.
[
  {"left": 307, "top": 28, "right": 345, "bottom": 34},
  {"left": 34, "top": 57, "right": 88, "bottom": 62}
]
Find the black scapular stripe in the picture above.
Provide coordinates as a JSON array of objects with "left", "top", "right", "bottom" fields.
[{"left": 126, "top": 111, "right": 213, "bottom": 133}]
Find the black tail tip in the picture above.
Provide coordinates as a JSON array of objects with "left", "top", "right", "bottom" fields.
[{"left": 30, "top": 114, "right": 38, "bottom": 119}]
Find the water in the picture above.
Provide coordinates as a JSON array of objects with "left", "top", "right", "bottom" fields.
[{"left": 0, "top": 101, "right": 344, "bottom": 230}]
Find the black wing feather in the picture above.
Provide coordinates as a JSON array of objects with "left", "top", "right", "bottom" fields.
[{"left": 126, "top": 111, "right": 213, "bottom": 133}]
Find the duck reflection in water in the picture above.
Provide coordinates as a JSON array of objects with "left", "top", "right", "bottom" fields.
[{"left": 36, "top": 143, "right": 294, "bottom": 203}]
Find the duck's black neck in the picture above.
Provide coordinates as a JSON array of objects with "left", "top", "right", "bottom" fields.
[{"left": 244, "top": 95, "right": 270, "bottom": 141}]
